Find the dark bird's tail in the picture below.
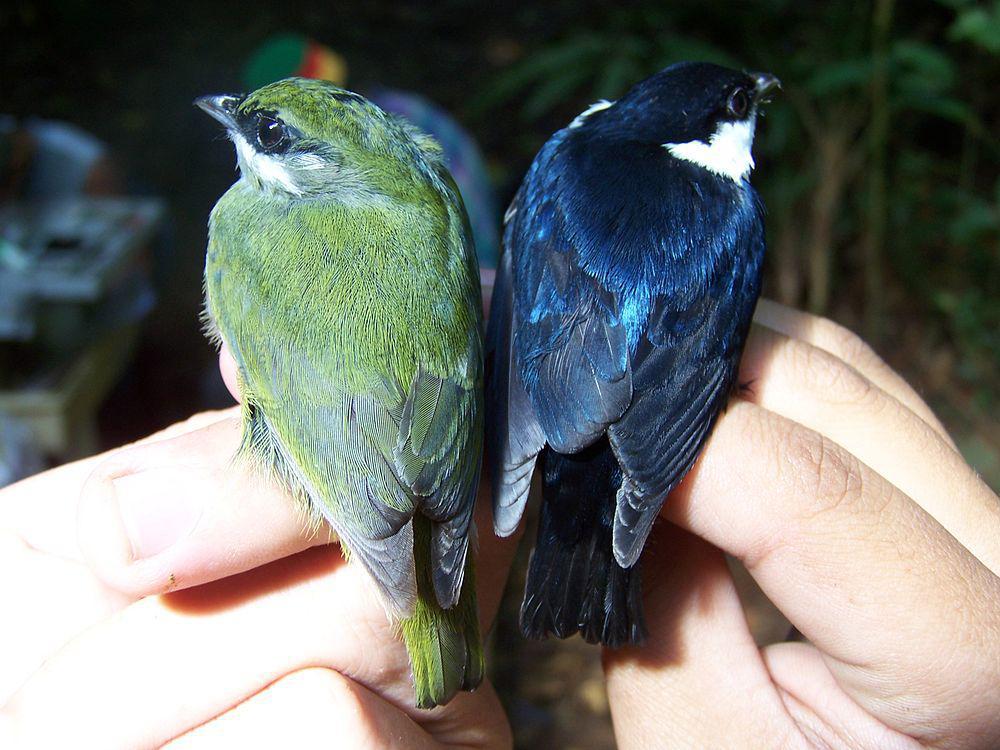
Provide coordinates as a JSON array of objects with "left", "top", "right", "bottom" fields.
[{"left": 520, "top": 438, "right": 647, "bottom": 647}]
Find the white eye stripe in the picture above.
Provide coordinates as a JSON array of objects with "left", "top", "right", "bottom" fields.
[
  {"left": 233, "top": 134, "right": 304, "bottom": 196},
  {"left": 295, "top": 153, "right": 328, "bottom": 171},
  {"left": 663, "top": 117, "right": 757, "bottom": 183}
]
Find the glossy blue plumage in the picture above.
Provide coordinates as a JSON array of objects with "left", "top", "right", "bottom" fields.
[{"left": 487, "top": 62, "right": 771, "bottom": 645}]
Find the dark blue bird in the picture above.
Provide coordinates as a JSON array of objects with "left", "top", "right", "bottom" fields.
[{"left": 486, "top": 62, "right": 779, "bottom": 646}]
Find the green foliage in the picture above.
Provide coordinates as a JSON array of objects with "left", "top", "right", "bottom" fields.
[
  {"left": 946, "top": 0, "right": 1000, "bottom": 52},
  {"left": 470, "top": 7, "right": 740, "bottom": 121}
]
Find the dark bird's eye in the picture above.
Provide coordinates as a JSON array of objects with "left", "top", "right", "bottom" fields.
[
  {"left": 727, "top": 88, "right": 750, "bottom": 119},
  {"left": 256, "top": 115, "right": 287, "bottom": 152}
]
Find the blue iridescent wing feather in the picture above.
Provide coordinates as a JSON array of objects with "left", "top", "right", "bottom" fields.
[{"left": 485, "top": 227, "right": 546, "bottom": 536}]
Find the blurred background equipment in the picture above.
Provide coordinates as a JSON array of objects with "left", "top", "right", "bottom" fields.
[
  {"left": 0, "top": 198, "right": 162, "bottom": 477},
  {"left": 1, "top": 2, "right": 997, "bottom": 746},
  {"left": 0, "top": 112, "right": 163, "bottom": 483},
  {"left": 0, "top": 115, "right": 119, "bottom": 200}
]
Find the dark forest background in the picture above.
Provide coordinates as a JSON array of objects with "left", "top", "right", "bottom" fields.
[{"left": 3, "top": 1, "right": 998, "bottom": 745}]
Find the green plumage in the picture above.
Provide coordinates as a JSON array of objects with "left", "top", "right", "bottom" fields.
[
  {"left": 404, "top": 515, "right": 484, "bottom": 708},
  {"left": 199, "top": 78, "right": 484, "bottom": 708}
]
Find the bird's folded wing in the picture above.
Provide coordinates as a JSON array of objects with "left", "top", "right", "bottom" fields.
[
  {"left": 236, "top": 334, "right": 482, "bottom": 617},
  {"left": 395, "top": 360, "right": 482, "bottom": 610},
  {"left": 485, "top": 244, "right": 545, "bottom": 536},
  {"left": 487, "top": 169, "right": 632, "bottom": 536},
  {"left": 607, "top": 291, "right": 741, "bottom": 568},
  {"left": 245, "top": 363, "right": 418, "bottom": 613}
]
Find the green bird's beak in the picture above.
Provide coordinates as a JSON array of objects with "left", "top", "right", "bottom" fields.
[{"left": 195, "top": 94, "right": 244, "bottom": 129}]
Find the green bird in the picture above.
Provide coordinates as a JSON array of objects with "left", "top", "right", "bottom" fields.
[{"left": 196, "top": 77, "right": 484, "bottom": 709}]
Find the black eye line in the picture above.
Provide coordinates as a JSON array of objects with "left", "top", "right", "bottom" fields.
[
  {"left": 238, "top": 109, "right": 295, "bottom": 154},
  {"left": 330, "top": 91, "right": 366, "bottom": 106}
]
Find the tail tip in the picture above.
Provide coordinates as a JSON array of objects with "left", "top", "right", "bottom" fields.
[{"left": 520, "top": 596, "right": 648, "bottom": 648}]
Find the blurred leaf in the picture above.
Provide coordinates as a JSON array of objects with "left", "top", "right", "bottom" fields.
[
  {"left": 944, "top": 187, "right": 1000, "bottom": 243},
  {"left": 756, "top": 101, "right": 799, "bottom": 151},
  {"left": 475, "top": 22, "right": 742, "bottom": 122},
  {"left": 893, "top": 92, "right": 974, "bottom": 123},
  {"left": 803, "top": 57, "right": 873, "bottom": 95},
  {"left": 651, "top": 36, "right": 741, "bottom": 69},
  {"left": 949, "top": 2, "right": 1000, "bottom": 53},
  {"left": 521, "top": 63, "right": 596, "bottom": 121},
  {"left": 591, "top": 54, "right": 643, "bottom": 100},
  {"left": 891, "top": 39, "right": 957, "bottom": 93},
  {"left": 469, "top": 35, "right": 606, "bottom": 114}
]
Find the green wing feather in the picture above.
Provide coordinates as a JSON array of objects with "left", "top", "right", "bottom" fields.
[{"left": 396, "top": 367, "right": 483, "bottom": 609}]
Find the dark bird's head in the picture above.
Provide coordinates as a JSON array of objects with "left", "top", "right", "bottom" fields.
[{"left": 572, "top": 62, "right": 780, "bottom": 184}]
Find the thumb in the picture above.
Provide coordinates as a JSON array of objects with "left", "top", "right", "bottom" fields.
[{"left": 76, "top": 413, "right": 329, "bottom": 600}]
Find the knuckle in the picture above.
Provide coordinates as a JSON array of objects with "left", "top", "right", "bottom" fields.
[
  {"left": 819, "top": 318, "right": 885, "bottom": 372},
  {"left": 283, "top": 668, "right": 362, "bottom": 713},
  {"left": 284, "top": 666, "right": 344, "bottom": 692},
  {"left": 792, "top": 339, "right": 875, "bottom": 407},
  {"left": 786, "top": 427, "right": 867, "bottom": 520},
  {"left": 744, "top": 421, "right": 884, "bottom": 570}
]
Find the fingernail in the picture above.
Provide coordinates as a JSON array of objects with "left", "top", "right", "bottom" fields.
[{"left": 114, "top": 468, "right": 205, "bottom": 558}]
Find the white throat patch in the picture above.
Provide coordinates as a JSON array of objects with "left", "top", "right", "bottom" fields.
[
  {"left": 664, "top": 117, "right": 757, "bottom": 183},
  {"left": 233, "top": 134, "right": 303, "bottom": 196},
  {"left": 569, "top": 99, "right": 614, "bottom": 128}
]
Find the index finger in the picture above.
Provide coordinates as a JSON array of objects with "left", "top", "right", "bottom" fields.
[
  {"left": 753, "top": 299, "right": 953, "bottom": 446},
  {"left": 662, "top": 400, "right": 1000, "bottom": 741}
]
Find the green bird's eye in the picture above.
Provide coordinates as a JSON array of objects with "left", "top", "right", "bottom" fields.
[
  {"left": 727, "top": 88, "right": 749, "bottom": 119},
  {"left": 256, "top": 115, "right": 287, "bottom": 152}
]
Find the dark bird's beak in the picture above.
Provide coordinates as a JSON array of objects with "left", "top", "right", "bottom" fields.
[
  {"left": 750, "top": 72, "right": 781, "bottom": 104},
  {"left": 195, "top": 94, "right": 244, "bottom": 128}
]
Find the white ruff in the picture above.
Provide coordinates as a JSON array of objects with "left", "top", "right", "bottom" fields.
[
  {"left": 569, "top": 99, "right": 613, "bottom": 128},
  {"left": 233, "top": 135, "right": 303, "bottom": 196},
  {"left": 664, "top": 118, "right": 757, "bottom": 183}
]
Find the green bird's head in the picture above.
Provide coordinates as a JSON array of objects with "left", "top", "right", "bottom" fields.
[{"left": 196, "top": 77, "right": 444, "bottom": 202}]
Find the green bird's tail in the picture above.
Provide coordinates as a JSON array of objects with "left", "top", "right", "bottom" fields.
[{"left": 402, "top": 515, "right": 484, "bottom": 709}]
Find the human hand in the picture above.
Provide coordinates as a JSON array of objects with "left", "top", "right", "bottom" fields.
[
  {"left": 604, "top": 299, "right": 1000, "bottom": 749},
  {"left": 0, "top": 407, "right": 515, "bottom": 748}
]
